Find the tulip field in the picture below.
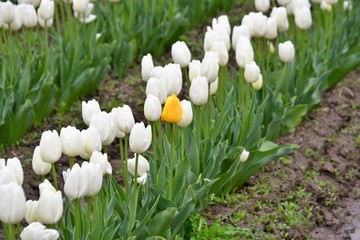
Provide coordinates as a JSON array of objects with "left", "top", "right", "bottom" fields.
[{"left": 1, "top": 0, "right": 360, "bottom": 239}]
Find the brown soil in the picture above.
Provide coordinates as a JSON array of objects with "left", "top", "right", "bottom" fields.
[{"left": 203, "top": 68, "right": 360, "bottom": 239}]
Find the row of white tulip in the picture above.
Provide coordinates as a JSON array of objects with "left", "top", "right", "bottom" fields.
[{"left": 0, "top": 0, "right": 97, "bottom": 30}]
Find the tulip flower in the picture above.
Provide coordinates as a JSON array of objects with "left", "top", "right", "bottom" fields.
[
  {"left": 252, "top": 74, "right": 263, "bottom": 90},
  {"left": 1, "top": 1, "right": 15, "bottom": 25},
  {"left": 235, "top": 41, "right": 254, "bottom": 69},
  {"left": 39, "top": 179, "right": 56, "bottom": 195},
  {"left": 189, "top": 76, "right": 209, "bottom": 106},
  {"left": 81, "top": 162, "right": 102, "bottom": 197},
  {"left": 127, "top": 154, "right": 149, "bottom": 185},
  {"left": 255, "top": 0, "right": 270, "bottom": 13},
  {"left": 286, "top": 0, "right": 311, "bottom": 15},
  {"left": 276, "top": 0, "right": 290, "bottom": 5},
  {"left": 343, "top": 1, "right": 352, "bottom": 10},
  {"left": 37, "top": 0, "right": 54, "bottom": 20},
  {"left": 163, "top": 63, "right": 182, "bottom": 96},
  {"left": 90, "top": 111, "right": 116, "bottom": 146},
  {"left": 201, "top": 51, "right": 219, "bottom": 83},
  {"left": 244, "top": 61, "right": 260, "bottom": 83},
  {"left": 144, "top": 94, "right": 162, "bottom": 122},
  {"left": 278, "top": 41, "right": 295, "bottom": 63},
  {"left": 89, "top": 151, "right": 112, "bottom": 175},
  {"left": 82, "top": 99, "right": 101, "bottom": 126},
  {"left": 188, "top": 60, "right": 202, "bottom": 82},
  {"left": 3, "top": 5, "right": 22, "bottom": 31},
  {"left": 63, "top": 163, "right": 87, "bottom": 199},
  {"left": 232, "top": 25, "right": 251, "bottom": 50},
  {"left": 325, "top": 0, "right": 338, "bottom": 4},
  {"left": 171, "top": 41, "right": 191, "bottom": 67},
  {"left": 113, "top": 105, "right": 135, "bottom": 134},
  {"left": 20, "top": 222, "right": 59, "bottom": 240},
  {"left": 150, "top": 66, "right": 165, "bottom": 79},
  {"left": 25, "top": 200, "right": 38, "bottom": 224},
  {"left": 249, "top": 12, "right": 267, "bottom": 38},
  {"left": 141, "top": 53, "right": 154, "bottom": 82},
  {"left": 294, "top": 7, "right": 312, "bottom": 30},
  {"left": 18, "top": 0, "right": 40, "bottom": 7},
  {"left": 265, "top": 17, "right": 277, "bottom": 40},
  {"left": 129, "top": 122, "right": 152, "bottom": 154},
  {"left": 240, "top": 149, "right": 250, "bottom": 162},
  {"left": 204, "top": 27, "right": 224, "bottom": 52},
  {"left": 177, "top": 100, "right": 193, "bottom": 128},
  {"left": 38, "top": 15, "right": 53, "bottom": 28},
  {"left": 80, "top": 126, "right": 102, "bottom": 159},
  {"left": 32, "top": 146, "right": 52, "bottom": 176},
  {"left": 60, "top": 126, "right": 83, "bottom": 157},
  {"left": 212, "top": 15, "right": 231, "bottom": 36},
  {"left": 270, "top": 7, "right": 289, "bottom": 32},
  {"left": 39, "top": 130, "right": 62, "bottom": 164},
  {"left": 320, "top": 1, "right": 331, "bottom": 11},
  {"left": 0, "top": 157, "right": 23, "bottom": 185},
  {"left": 20, "top": 4, "right": 37, "bottom": 28},
  {"left": 210, "top": 42, "right": 228, "bottom": 66},
  {"left": 146, "top": 77, "right": 167, "bottom": 104},
  {"left": 0, "top": 167, "right": 18, "bottom": 185},
  {"left": 210, "top": 78, "right": 219, "bottom": 96},
  {"left": 37, "top": 183, "right": 63, "bottom": 224},
  {"left": 109, "top": 108, "right": 126, "bottom": 139},
  {"left": 0, "top": 182, "right": 26, "bottom": 224},
  {"left": 73, "top": 2, "right": 96, "bottom": 24},
  {"left": 161, "top": 94, "right": 183, "bottom": 123},
  {"left": 73, "top": 0, "right": 89, "bottom": 13}
]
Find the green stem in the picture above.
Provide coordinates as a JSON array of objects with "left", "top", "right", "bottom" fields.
[
  {"left": 51, "top": 163, "right": 58, "bottom": 191},
  {"left": 120, "top": 138, "right": 125, "bottom": 187},
  {"left": 74, "top": 199, "right": 81, "bottom": 240},
  {"left": 17, "top": 223, "right": 21, "bottom": 239},
  {"left": 41, "top": 175, "right": 45, "bottom": 182},
  {"left": 151, "top": 122, "right": 158, "bottom": 184},
  {"left": 93, "top": 194, "right": 98, "bottom": 218},
  {"left": 124, "top": 134, "right": 129, "bottom": 194},
  {"left": 86, "top": 197, "right": 91, "bottom": 234},
  {"left": 156, "top": 121, "right": 164, "bottom": 158},
  {"left": 8, "top": 223, "right": 14, "bottom": 240},
  {"left": 130, "top": 153, "right": 139, "bottom": 229},
  {"left": 69, "top": 156, "right": 75, "bottom": 169},
  {"left": 181, "top": 130, "right": 185, "bottom": 161},
  {"left": 104, "top": 145, "right": 109, "bottom": 156},
  {"left": 196, "top": 106, "right": 201, "bottom": 155},
  {"left": 168, "top": 124, "right": 174, "bottom": 200}
]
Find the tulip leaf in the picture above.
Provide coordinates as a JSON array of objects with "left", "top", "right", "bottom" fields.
[{"left": 147, "top": 207, "right": 178, "bottom": 237}]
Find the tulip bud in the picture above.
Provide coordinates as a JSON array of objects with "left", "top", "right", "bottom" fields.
[
  {"left": 32, "top": 146, "right": 51, "bottom": 176},
  {"left": 37, "top": 187, "right": 63, "bottom": 224},
  {"left": 278, "top": 41, "right": 295, "bottom": 63},
  {"left": 39, "top": 130, "right": 62, "bottom": 164},
  {"left": 60, "top": 126, "right": 83, "bottom": 157},
  {"left": 144, "top": 94, "right": 162, "bottom": 122},
  {"left": 146, "top": 77, "right": 167, "bottom": 104},
  {"left": 90, "top": 111, "right": 116, "bottom": 145},
  {"left": 161, "top": 94, "right": 183, "bottom": 123},
  {"left": 201, "top": 51, "right": 219, "bottom": 83},
  {"left": 240, "top": 149, "right": 250, "bottom": 162},
  {"left": 270, "top": 7, "right": 289, "bottom": 32},
  {"left": 267, "top": 41, "right": 275, "bottom": 54},
  {"left": 25, "top": 200, "right": 38, "bottom": 224},
  {"left": 177, "top": 100, "right": 193, "bottom": 128},
  {"left": 163, "top": 63, "right": 182, "bottom": 96},
  {"left": 210, "top": 42, "right": 228, "bottom": 66},
  {"left": 73, "top": 0, "right": 89, "bottom": 13},
  {"left": 38, "top": 15, "right": 53, "bottom": 28},
  {"left": 1, "top": 1, "right": 15, "bottom": 25},
  {"left": 80, "top": 126, "right": 102, "bottom": 159},
  {"left": 232, "top": 25, "right": 251, "bottom": 50},
  {"left": 0, "top": 182, "right": 26, "bottom": 224},
  {"left": 210, "top": 78, "right": 218, "bottom": 95},
  {"left": 0, "top": 158, "right": 23, "bottom": 185},
  {"left": 63, "top": 163, "right": 87, "bottom": 199},
  {"left": 235, "top": 41, "right": 254, "bottom": 69},
  {"left": 37, "top": 0, "right": 54, "bottom": 20},
  {"left": 244, "top": 61, "right": 260, "bottom": 83},
  {"left": 252, "top": 74, "right": 263, "bottom": 90},
  {"left": 73, "top": 3, "right": 96, "bottom": 24},
  {"left": 265, "top": 17, "right": 277, "bottom": 40},
  {"left": 0, "top": 167, "right": 18, "bottom": 185},
  {"left": 89, "top": 151, "right": 112, "bottom": 175},
  {"left": 141, "top": 53, "right": 154, "bottom": 82},
  {"left": 20, "top": 4, "right": 37, "bottom": 28},
  {"left": 82, "top": 99, "right": 101, "bottom": 126},
  {"left": 110, "top": 108, "right": 126, "bottom": 139},
  {"left": 4, "top": 5, "right": 22, "bottom": 31},
  {"left": 171, "top": 41, "right": 191, "bottom": 67},
  {"left": 276, "top": 0, "right": 290, "bottom": 5},
  {"left": 286, "top": 0, "right": 311, "bottom": 15},
  {"left": 129, "top": 122, "right": 152, "bottom": 154},
  {"left": 150, "top": 66, "right": 164, "bottom": 79},
  {"left": 212, "top": 15, "right": 231, "bottom": 36},
  {"left": 294, "top": 7, "right": 312, "bottom": 30},
  {"left": 81, "top": 162, "right": 102, "bottom": 197},
  {"left": 255, "top": 0, "right": 270, "bottom": 13},
  {"left": 189, "top": 76, "right": 209, "bottom": 106},
  {"left": 18, "top": 0, "right": 41, "bottom": 7},
  {"left": 343, "top": 1, "right": 352, "bottom": 10},
  {"left": 320, "top": 1, "right": 332, "bottom": 11},
  {"left": 20, "top": 222, "right": 59, "bottom": 240},
  {"left": 325, "top": 0, "right": 338, "bottom": 4},
  {"left": 113, "top": 105, "right": 135, "bottom": 134},
  {"left": 128, "top": 154, "right": 149, "bottom": 185},
  {"left": 188, "top": 60, "right": 202, "bottom": 82},
  {"left": 39, "top": 179, "right": 56, "bottom": 195}
]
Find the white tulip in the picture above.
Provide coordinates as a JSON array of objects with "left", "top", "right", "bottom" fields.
[
  {"left": 89, "top": 151, "right": 112, "bottom": 175},
  {"left": 249, "top": 12, "right": 267, "bottom": 37},
  {"left": 189, "top": 76, "right": 209, "bottom": 106},
  {"left": 240, "top": 149, "right": 250, "bottom": 162},
  {"left": 20, "top": 4, "right": 37, "bottom": 28},
  {"left": 113, "top": 105, "right": 135, "bottom": 134},
  {"left": 212, "top": 15, "right": 231, "bottom": 36},
  {"left": 201, "top": 51, "right": 219, "bottom": 83},
  {"left": 171, "top": 41, "right": 191, "bottom": 67},
  {"left": 37, "top": 0, "right": 54, "bottom": 20},
  {"left": 150, "top": 66, "right": 164, "bottom": 79},
  {"left": 60, "top": 126, "right": 83, "bottom": 157},
  {"left": 146, "top": 77, "right": 167, "bottom": 104},
  {"left": 80, "top": 126, "right": 102, "bottom": 159},
  {"left": 128, "top": 154, "right": 149, "bottom": 185},
  {"left": 0, "top": 157, "right": 23, "bottom": 185},
  {"left": 20, "top": 222, "right": 59, "bottom": 240},
  {"left": 39, "top": 130, "right": 62, "bottom": 164},
  {"left": 343, "top": 1, "right": 352, "bottom": 10},
  {"left": 32, "top": 146, "right": 51, "bottom": 176},
  {"left": 325, "top": 0, "right": 338, "bottom": 4},
  {"left": 210, "top": 78, "right": 218, "bottom": 95},
  {"left": 37, "top": 189, "right": 63, "bottom": 224},
  {"left": 210, "top": 41, "right": 228, "bottom": 66},
  {"left": 129, "top": 122, "right": 152, "bottom": 154},
  {"left": 63, "top": 163, "right": 87, "bottom": 199},
  {"left": 136, "top": 173, "right": 148, "bottom": 185},
  {"left": 1, "top": 1, "right": 15, "bottom": 25},
  {"left": 294, "top": 7, "right": 312, "bottom": 30},
  {"left": 188, "top": 60, "right": 202, "bottom": 82},
  {"left": 38, "top": 15, "right": 53, "bottom": 28},
  {"left": 4, "top": 5, "right": 22, "bottom": 31},
  {"left": 277, "top": 0, "right": 290, "bottom": 5},
  {"left": 144, "top": 94, "right": 162, "bottom": 122},
  {"left": 73, "top": 0, "right": 89, "bottom": 13},
  {"left": 265, "top": 17, "right": 277, "bottom": 40},
  {"left": 278, "top": 41, "right": 295, "bottom": 63},
  {"left": 81, "top": 162, "right": 102, "bottom": 197},
  {"left": 74, "top": 3, "right": 96, "bottom": 24},
  {"left": 320, "top": 1, "right": 332, "bottom": 11},
  {"left": 163, "top": 63, "right": 182, "bottom": 96},
  {"left": 252, "top": 74, "right": 263, "bottom": 90},
  {"left": 286, "top": 0, "right": 311, "bottom": 15},
  {"left": 0, "top": 167, "right": 18, "bottom": 185},
  {"left": 108, "top": 108, "right": 125, "bottom": 139},
  {"left": 177, "top": 100, "right": 193, "bottom": 128},
  {"left": 18, "top": 0, "right": 40, "bottom": 7},
  {"left": 235, "top": 41, "right": 254, "bottom": 69},
  {"left": 255, "top": 0, "right": 270, "bottom": 12},
  {"left": 204, "top": 27, "right": 223, "bottom": 52},
  {"left": 0, "top": 182, "right": 26, "bottom": 224},
  {"left": 38, "top": 179, "right": 56, "bottom": 195},
  {"left": 232, "top": 25, "right": 251, "bottom": 50},
  {"left": 25, "top": 200, "right": 38, "bottom": 224},
  {"left": 244, "top": 61, "right": 260, "bottom": 83},
  {"left": 82, "top": 99, "right": 101, "bottom": 126},
  {"left": 141, "top": 53, "right": 154, "bottom": 82},
  {"left": 90, "top": 111, "right": 116, "bottom": 145},
  {"left": 270, "top": 7, "right": 289, "bottom": 32}
]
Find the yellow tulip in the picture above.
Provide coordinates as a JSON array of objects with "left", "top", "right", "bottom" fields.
[{"left": 161, "top": 94, "right": 183, "bottom": 123}]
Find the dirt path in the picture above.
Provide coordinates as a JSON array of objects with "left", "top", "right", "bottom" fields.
[{"left": 201, "top": 69, "right": 360, "bottom": 239}]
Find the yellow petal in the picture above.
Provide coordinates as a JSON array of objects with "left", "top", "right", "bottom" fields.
[{"left": 161, "top": 94, "right": 183, "bottom": 123}]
